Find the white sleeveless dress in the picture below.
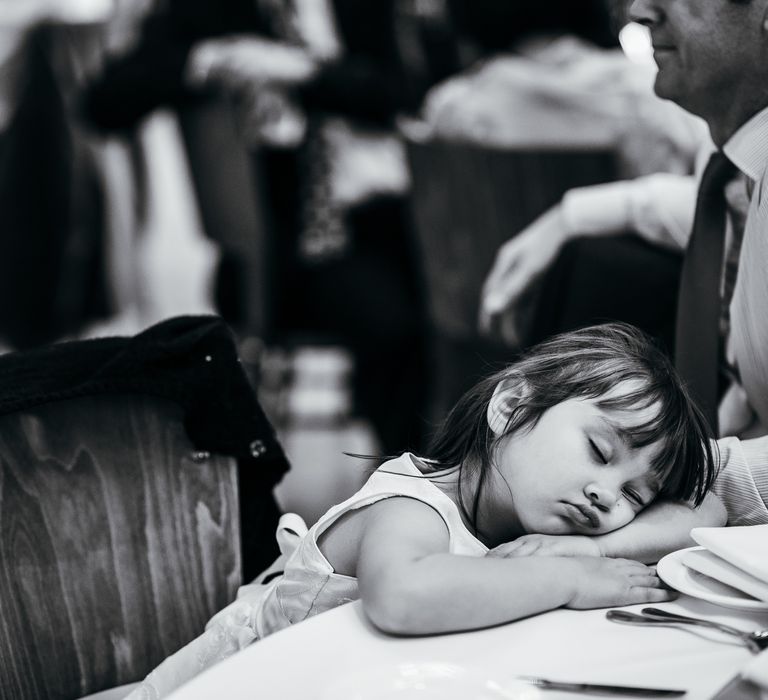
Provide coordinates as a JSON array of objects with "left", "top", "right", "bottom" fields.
[{"left": 126, "top": 453, "right": 487, "bottom": 699}]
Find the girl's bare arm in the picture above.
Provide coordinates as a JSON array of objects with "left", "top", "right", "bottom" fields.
[
  {"left": 356, "top": 497, "right": 671, "bottom": 636},
  {"left": 487, "top": 492, "right": 727, "bottom": 564},
  {"left": 593, "top": 492, "right": 726, "bottom": 562}
]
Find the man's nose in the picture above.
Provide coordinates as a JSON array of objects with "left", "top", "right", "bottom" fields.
[
  {"left": 585, "top": 482, "right": 618, "bottom": 512},
  {"left": 629, "top": 0, "right": 663, "bottom": 28}
]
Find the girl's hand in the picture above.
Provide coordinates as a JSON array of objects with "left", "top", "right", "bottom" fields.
[
  {"left": 487, "top": 534, "right": 602, "bottom": 559},
  {"left": 566, "top": 557, "right": 675, "bottom": 609}
]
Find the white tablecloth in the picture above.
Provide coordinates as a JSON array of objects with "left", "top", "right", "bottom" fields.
[{"left": 166, "top": 596, "right": 768, "bottom": 699}]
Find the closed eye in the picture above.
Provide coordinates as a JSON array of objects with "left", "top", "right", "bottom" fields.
[
  {"left": 588, "top": 438, "right": 608, "bottom": 464},
  {"left": 622, "top": 487, "right": 644, "bottom": 507}
]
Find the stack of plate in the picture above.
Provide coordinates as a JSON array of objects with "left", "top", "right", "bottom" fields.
[{"left": 657, "top": 524, "right": 768, "bottom": 611}]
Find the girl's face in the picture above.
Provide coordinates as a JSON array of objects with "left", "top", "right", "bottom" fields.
[{"left": 479, "top": 393, "right": 664, "bottom": 546}]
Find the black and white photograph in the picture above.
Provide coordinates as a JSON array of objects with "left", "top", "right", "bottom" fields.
[{"left": 1, "top": 1, "right": 767, "bottom": 698}]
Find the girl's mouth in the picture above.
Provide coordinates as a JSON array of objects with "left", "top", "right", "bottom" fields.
[{"left": 563, "top": 502, "right": 600, "bottom": 529}]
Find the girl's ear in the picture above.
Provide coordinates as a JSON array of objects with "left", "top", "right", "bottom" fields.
[{"left": 487, "top": 375, "right": 527, "bottom": 436}]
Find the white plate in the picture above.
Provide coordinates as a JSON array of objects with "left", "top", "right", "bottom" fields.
[
  {"left": 657, "top": 546, "right": 768, "bottom": 611},
  {"left": 319, "top": 663, "right": 540, "bottom": 700}
]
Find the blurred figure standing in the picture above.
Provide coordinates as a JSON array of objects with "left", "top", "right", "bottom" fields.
[
  {"left": 84, "top": 0, "right": 445, "bottom": 455},
  {"left": 0, "top": 7, "right": 111, "bottom": 349}
]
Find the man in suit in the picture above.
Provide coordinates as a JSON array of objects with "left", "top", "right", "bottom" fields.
[{"left": 482, "top": 0, "right": 768, "bottom": 557}]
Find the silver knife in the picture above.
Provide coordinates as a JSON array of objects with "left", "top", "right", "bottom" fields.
[{"left": 517, "top": 676, "right": 686, "bottom": 697}]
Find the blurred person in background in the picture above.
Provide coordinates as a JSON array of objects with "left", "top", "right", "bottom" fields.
[
  {"left": 82, "top": 0, "right": 464, "bottom": 456},
  {"left": 481, "top": 0, "right": 768, "bottom": 540},
  {"left": 0, "top": 5, "right": 111, "bottom": 350}
]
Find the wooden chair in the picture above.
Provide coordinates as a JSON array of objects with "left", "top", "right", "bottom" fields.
[{"left": 0, "top": 316, "right": 287, "bottom": 699}]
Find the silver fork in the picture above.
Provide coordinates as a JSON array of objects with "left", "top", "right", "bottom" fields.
[{"left": 606, "top": 607, "right": 768, "bottom": 653}]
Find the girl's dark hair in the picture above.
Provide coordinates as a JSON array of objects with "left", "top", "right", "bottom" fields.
[{"left": 424, "top": 322, "right": 718, "bottom": 534}]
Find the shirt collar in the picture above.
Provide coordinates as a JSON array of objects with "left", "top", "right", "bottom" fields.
[{"left": 723, "top": 105, "right": 768, "bottom": 183}]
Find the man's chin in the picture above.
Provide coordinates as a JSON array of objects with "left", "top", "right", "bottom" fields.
[{"left": 653, "top": 73, "right": 684, "bottom": 104}]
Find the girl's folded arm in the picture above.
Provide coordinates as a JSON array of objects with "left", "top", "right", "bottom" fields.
[
  {"left": 356, "top": 497, "right": 585, "bottom": 636},
  {"left": 593, "top": 491, "right": 727, "bottom": 563}
]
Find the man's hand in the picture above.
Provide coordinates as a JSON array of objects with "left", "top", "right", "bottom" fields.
[
  {"left": 479, "top": 203, "right": 571, "bottom": 347},
  {"left": 486, "top": 534, "right": 603, "bottom": 559}
]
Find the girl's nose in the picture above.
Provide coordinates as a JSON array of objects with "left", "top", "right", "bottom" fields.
[{"left": 585, "top": 482, "right": 618, "bottom": 512}]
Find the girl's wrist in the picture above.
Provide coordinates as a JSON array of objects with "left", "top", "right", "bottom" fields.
[
  {"left": 561, "top": 558, "right": 589, "bottom": 604},
  {"left": 588, "top": 536, "right": 608, "bottom": 558}
]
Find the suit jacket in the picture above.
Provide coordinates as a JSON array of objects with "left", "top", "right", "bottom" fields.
[{"left": 0, "top": 314, "right": 288, "bottom": 483}]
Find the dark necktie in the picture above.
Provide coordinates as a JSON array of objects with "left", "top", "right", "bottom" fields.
[{"left": 675, "top": 151, "right": 737, "bottom": 435}]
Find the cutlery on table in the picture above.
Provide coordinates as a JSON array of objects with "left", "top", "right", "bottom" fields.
[
  {"left": 606, "top": 608, "right": 768, "bottom": 653},
  {"left": 516, "top": 676, "right": 686, "bottom": 697}
]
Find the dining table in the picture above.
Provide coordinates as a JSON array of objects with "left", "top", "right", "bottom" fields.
[{"left": 165, "top": 592, "right": 768, "bottom": 700}]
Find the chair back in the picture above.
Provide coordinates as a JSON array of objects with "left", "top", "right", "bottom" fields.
[
  {"left": 405, "top": 139, "right": 617, "bottom": 420},
  {"left": 0, "top": 393, "right": 241, "bottom": 699},
  {"left": 406, "top": 139, "right": 617, "bottom": 341}
]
